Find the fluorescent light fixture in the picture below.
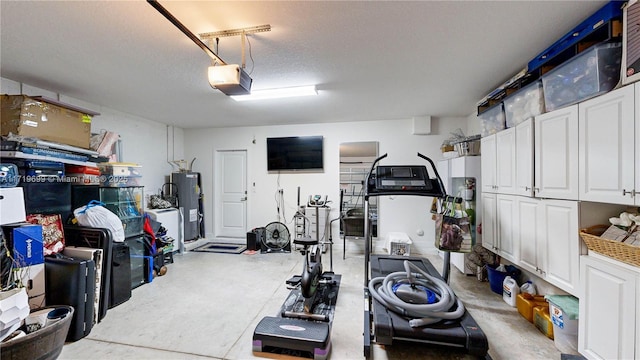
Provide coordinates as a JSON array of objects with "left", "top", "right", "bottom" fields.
[{"left": 231, "top": 85, "right": 317, "bottom": 102}]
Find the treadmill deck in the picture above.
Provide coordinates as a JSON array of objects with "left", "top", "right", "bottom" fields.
[{"left": 368, "top": 255, "right": 489, "bottom": 357}]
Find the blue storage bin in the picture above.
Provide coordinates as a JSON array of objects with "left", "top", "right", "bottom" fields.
[
  {"left": 528, "top": 1, "right": 623, "bottom": 73},
  {"left": 486, "top": 264, "right": 520, "bottom": 295}
]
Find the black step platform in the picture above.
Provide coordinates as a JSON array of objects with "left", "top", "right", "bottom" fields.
[
  {"left": 368, "top": 255, "right": 489, "bottom": 357},
  {"left": 253, "top": 317, "right": 330, "bottom": 359},
  {"left": 253, "top": 273, "right": 341, "bottom": 360}
]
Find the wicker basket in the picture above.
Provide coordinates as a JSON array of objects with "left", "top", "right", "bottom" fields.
[{"left": 579, "top": 225, "right": 640, "bottom": 267}]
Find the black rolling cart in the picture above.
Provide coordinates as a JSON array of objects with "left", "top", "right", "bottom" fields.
[{"left": 362, "top": 153, "right": 489, "bottom": 358}]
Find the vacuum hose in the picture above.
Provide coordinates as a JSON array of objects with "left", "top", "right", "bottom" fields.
[{"left": 368, "top": 260, "right": 465, "bottom": 327}]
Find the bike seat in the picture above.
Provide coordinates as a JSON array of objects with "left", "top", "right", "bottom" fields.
[{"left": 294, "top": 236, "right": 318, "bottom": 246}]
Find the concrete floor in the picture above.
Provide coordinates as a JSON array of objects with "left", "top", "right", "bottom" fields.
[{"left": 59, "top": 243, "right": 564, "bottom": 360}]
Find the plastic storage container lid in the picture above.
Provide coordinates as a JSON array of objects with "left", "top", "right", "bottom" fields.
[{"left": 545, "top": 295, "right": 579, "bottom": 320}]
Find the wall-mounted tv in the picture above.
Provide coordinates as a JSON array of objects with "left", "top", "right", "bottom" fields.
[{"left": 267, "top": 136, "right": 324, "bottom": 171}]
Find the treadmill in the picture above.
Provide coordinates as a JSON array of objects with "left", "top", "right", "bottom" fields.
[{"left": 362, "top": 153, "right": 489, "bottom": 358}]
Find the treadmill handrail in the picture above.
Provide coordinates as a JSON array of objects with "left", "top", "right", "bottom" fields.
[
  {"left": 364, "top": 153, "right": 388, "bottom": 197},
  {"left": 417, "top": 152, "right": 447, "bottom": 198},
  {"left": 364, "top": 152, "right": 447, "bottom": 199}
]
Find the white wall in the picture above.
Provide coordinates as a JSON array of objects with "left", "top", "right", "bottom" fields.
[
  {"left": 184, "top": 116, "right": 469, "bottom": 255},
  {"left": 467, "top": 112, "right": 482, "bottom": 136},
  {"left": 1, "top": 77, "right": 183, "bottom": 204},
  {"left": 2, "top": 76, "right": 474, "bottom": 255}
]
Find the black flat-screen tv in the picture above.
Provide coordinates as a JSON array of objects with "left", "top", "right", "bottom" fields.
[{"left": 267, "top": 136, "right": 323, "bottom": 171}]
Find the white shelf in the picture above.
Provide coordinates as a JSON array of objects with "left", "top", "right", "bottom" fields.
[{"left": 1, "top": 151, "right": 99, "bottom": 167}]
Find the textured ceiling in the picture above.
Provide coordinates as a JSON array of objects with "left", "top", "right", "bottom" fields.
[{"left": 1, "top": 1, "right": 608, "bottom": 128}]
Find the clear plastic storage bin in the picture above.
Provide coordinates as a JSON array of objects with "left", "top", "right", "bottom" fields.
[
  {"left": 478, "top": 103, "right": 505, "bottom": 137},
  {"left": 504, "top": 81, "right": 545, "bottom": 127},
  {"left": 541, "top": 42, "right": 621, "bottom": 111},
  {"left": 98, "top": 163, "right": 142, "bottom": 187},
  {"left": 545, "top": 295, "right": 579, "bottom": 355}
]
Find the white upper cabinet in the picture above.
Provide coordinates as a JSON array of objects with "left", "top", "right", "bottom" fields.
[
  {"left": 495, "top": 128, "right": 516, "bottom": 195},
  {"left": 534, "top": 105, "right": 579, "bottom": 200},
  {"left": 481, "top": 128, "right": 516, "bottom": 195},
  {"left": 480, "top": 134, "right": 497, "bottom": 193},
  {"left": 515, "top": 118, "right": 534, "bottom": 197},
  {"left": 579, "top": 85, "right": 635, "bottom": 205}
]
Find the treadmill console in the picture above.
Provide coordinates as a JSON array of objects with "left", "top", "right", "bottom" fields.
[{"left": 369, "top": 166, "right": 433, "bottom": 192}]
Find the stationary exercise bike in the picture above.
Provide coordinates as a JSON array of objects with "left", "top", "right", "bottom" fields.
[
  {"left": 253, "top": 195, "right": 342, "bottom": 359},
  {"left": 283, "top": 196, "right": 336, "bottom": 321}
]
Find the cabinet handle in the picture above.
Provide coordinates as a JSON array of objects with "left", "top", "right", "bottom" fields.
[
  {"left": 525, "top": 186, "right": 530, "bottom": 191},
  {"left": 622, "top": 189, "right": 636, "bottom": 197}
]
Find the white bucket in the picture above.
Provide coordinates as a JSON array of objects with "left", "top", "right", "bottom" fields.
[{"left": 503, "top": 276, "right": 520, "bottom": 307}]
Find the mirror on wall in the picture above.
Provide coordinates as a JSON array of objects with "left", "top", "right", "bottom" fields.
[{"left": 339, "top": 141, "right": 379, "bottom": 241}]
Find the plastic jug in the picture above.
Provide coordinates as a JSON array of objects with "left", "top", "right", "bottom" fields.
[
  {"left": 517, "top": 293, "right": 547, "bottom": 322},
  {"left": 534, "top": 305, "right": 554, "bottom": 339},
  {"left": 503, "top": 276, "right": 520, "bottom": 307},
  {"left": 520, "top": 280, "right": 537, "bottom": 295}
]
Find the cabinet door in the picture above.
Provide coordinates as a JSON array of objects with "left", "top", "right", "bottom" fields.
[
  {"left": 579, "top": 85, "right": 635, "bottom": 205},
  {"left": 437, "top": 159, "right": 451, "bottom": 196},
  {"left": 579, "top": 255, "right": 637, "bottom": 360},
  {"left": 634, "top": 83, "right": 640, "bottom": 205},
  {"left": 534, "top": 105, "right": 579, "bottom": 200},
  {"left": 481, "top": 192, "right": 497, "bottom": 252},
  {"left": 496, "top": 128, "right": 516, "bottom": 194},
  {"left": 516, "top": 196, "right": 540, "bottom": 275},
  {"left": 480, "top": 135, "right": 497, "bottom": 193},
  {"left": 539, "top": 199, "right": 579, "bottom": 295},
  {"left": 496, "top": 194, "right": 518, "bottom": 262},
  {"left": 637, "top": 83, "right": 640, "bottom": 206},
  {"left": 515, "top": 119, "right": 534, "bottom": 197}
]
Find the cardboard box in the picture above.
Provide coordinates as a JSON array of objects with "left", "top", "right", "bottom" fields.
[
  {"left": 1, "top": 95, "right": 93, "bottom": 149},
  {"left": 2, "top": 223, "right": 44, "bottom": 266},
  {"left": 16, "top": 263, "right": 46, "bottom": 309}
]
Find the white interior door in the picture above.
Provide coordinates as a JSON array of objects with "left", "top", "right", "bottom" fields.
[{"left": 215, "top": 150, "right": 247, "bottom": 239}]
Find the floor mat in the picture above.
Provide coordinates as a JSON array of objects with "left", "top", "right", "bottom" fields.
[
  {"left": 561, "top": 354, "right": 586, "bottom": 360},
  {"left": 191, "top": 242, "right": 246, "bottom": 254}
]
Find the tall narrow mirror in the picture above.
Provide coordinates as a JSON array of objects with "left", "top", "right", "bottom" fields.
[{"left": 339, "top": 141, "right": 378, "bottom": 258}]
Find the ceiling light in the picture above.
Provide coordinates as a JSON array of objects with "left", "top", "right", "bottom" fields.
[{"left": 231, "top": 85, "right": 318, "bottom": 102}]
